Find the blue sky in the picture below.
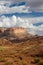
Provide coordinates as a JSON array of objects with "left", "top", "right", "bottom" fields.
[
  {"left": 1, "top": 12, "right": 43, "bottom": 18},
  {"left": 0, "top": 0, "right": 43, "bottom": 35}
]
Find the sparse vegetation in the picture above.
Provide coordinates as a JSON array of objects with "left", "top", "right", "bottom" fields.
[
  {"left": 0, "top": 57, "right": 6, "bottom": 62},
  {"left": 18, "top": 56, "right": 23, "bottom": 60},
  {"left": 33, "top": 52, "right": 43, "bottom": 65},
  {"left": 37, "top": 60, "right": 43, "bottom": 65},
  {"left": 34, "top": 58, "right": 40, "bottom": 64},
  {"left": 0, "top": 28, "right": 43, "bottom": 65},
  {"left": 22, "top": 60, "right": 28, "bottom": 65},
  {"left": 4, "top": 61, "right": 13, "bottom": 65}
]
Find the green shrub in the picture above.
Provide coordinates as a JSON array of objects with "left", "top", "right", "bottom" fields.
[
  {"left": 18, "top": 56, "right": 22, "bottom": 60},
  {"left": 34, "top": 58, "right": 40, "bottom": 64},
  {"left": 37, "top": 60, "right": 43, "bottom": 65},
  {"left": 0, "top": 57, "right": 6, "bottom": 62},
  {"left": 22, "top": 60, "right": 28, "bottom": 65}
]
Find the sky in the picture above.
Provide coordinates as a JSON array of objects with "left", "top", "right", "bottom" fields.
[{"left": 0, "top": 0, "right": 43, "bottom": 36}]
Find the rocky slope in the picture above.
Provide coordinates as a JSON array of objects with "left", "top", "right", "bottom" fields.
[
  {"left": 0, "top": 27, "right": 43, "bottom": 43},
  {"left": 0, "top": 28, "right": 43, "bottom": 65},
  {"left": 0, "top": 28, "right": 33, "bottom": 42}
]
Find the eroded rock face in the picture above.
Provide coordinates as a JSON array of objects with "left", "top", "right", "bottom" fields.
[
  {"left": 0, "top": 27, "right": 36, "bottom": 41},
  {"left": 0, "top": 28, "right": 43, "bottom": 43},
  {"left": 0, "top": 28, "right": 7, "bottom": 33},
  {"left": 4, "top": 28, "right": 28, "bottom": 39},
  {"left": 12, "top": 28, "right": 28, "bottom": 38},
  {"left": 12, "top": 28, "right": 27, "bottom": 34}
]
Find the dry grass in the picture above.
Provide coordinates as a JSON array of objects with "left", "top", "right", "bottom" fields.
[{"left": 0, "top": 37, "right": 43, "bottom": 65}]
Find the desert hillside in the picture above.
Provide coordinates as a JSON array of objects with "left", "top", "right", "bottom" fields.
[{"left": 0, "top": 28, "right": 43, "bottom": 65}]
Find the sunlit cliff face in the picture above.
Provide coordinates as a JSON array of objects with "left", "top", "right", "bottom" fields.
[
  {"left": 12, "top": 28, "right": 27, "bottom": 35},
  {"left": 0, "top": 27, "right": 27, "bottom": 34},
  {"left": 9, "top": 28, "right": 28, "bottom": 39},
  {"left": 0, "top": 28, "right": 34, "bottom": 40}
]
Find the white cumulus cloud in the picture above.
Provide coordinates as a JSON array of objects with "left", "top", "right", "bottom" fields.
[
  {"left": 0, "top": 0, "right": 43, "bottom": 13},
  {"left": 0, "top": 15, "right": 43, "bottom": 35},
  {"left": 0, "top": 16, "right": 17, "bottom": 27},
  {"left": 0, "top": 1, "right": 30, "bottom": 15}
]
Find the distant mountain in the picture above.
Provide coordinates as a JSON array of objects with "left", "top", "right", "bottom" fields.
[
  {"left": 0, "top": 27, "right": 43, "bottom": 43},
  {"left": 0, "top": 28, "right": 33, "bottom": 40}
]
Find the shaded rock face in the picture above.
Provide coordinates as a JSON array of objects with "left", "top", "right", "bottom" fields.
[{"left": 0, "top": 28, "right": 7, "bottom": 33}]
